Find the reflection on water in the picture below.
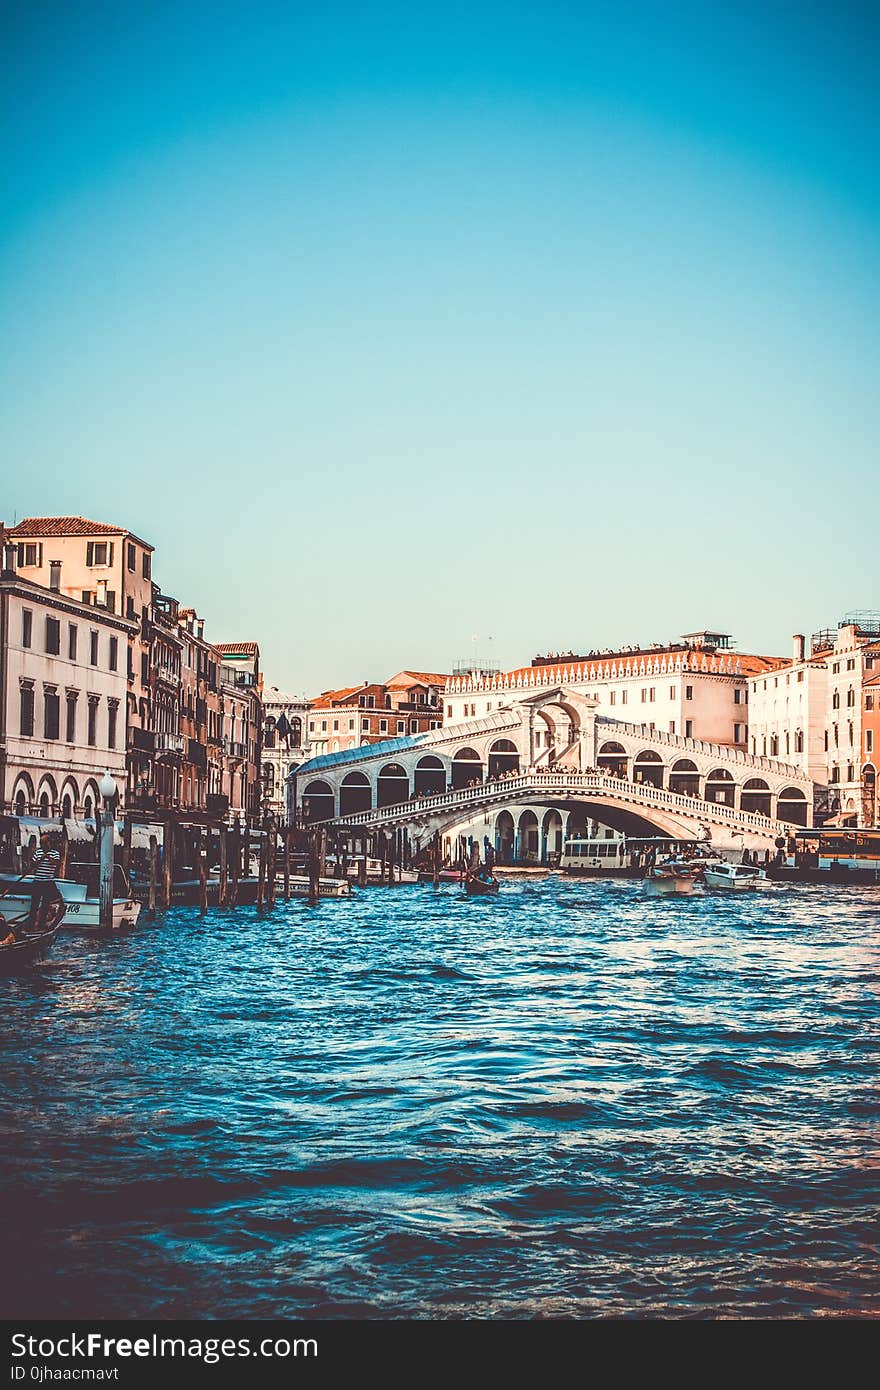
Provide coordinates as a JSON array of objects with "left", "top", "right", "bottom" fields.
[{"left": 2, "top": 877, "right": 879, "bottom": 1317}]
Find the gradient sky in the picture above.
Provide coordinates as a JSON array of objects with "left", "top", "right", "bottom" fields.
[{"left": 2, "top": 1, "right": 878, "bottom": 694}]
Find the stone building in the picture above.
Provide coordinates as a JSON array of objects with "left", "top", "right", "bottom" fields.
[{"left": 260, "top": 685, "right": 310, "bottom": 822}]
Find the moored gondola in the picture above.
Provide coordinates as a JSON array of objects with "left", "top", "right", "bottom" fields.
[
  {"left": 0, "top": 894, "right": 65, "bottom": 974},
  {"left": 464, "top": 870, "right": 500, "bottom": 896}
]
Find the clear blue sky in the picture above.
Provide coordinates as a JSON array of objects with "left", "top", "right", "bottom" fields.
[{"left": 2, "top": 1, "right": 878, "bottom": 693}]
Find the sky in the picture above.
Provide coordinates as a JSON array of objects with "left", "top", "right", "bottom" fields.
[{"left": 2, "top": 1, "right": 878, "bottom": 694}]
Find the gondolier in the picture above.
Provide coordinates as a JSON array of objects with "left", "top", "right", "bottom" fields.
[{"left": 28, "top": 833, "right": 62, "bottom": 928}]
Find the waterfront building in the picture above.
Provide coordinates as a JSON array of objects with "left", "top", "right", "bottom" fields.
[
  {"left": 260, "top": 685, "right": 310, "bottom": 823},
  {"left": 7, "top": 516, "right": 155, "bottom": 805},
  {"left": 177, "top": 609, "right": 224, "bottom": 817},
  {"left": 747, "top": 635, "right": 829, "bottom": 787},
  {"left": 308, "top": 671, "right": 446, "bottom": 758},
  {"left": 444, "top": 632, "right": 783, "bottom": 755},
  {"left": 216, "top": 642, "right": 262, "bottom": 820},
  {"left": 148, "top": 591, "right": 184, "bottom": 810},
  {"left": 0, "top": 561, "right": 135, "bottom": 818},
  {"left": 817, "top": 618, "right": 880, "bottom": 827}
]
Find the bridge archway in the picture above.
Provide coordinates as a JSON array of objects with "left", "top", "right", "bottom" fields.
[
  {"left": 339, "top": 771, "right": 371, "bottom": 817},
  {"left": 597, "top": 741, "right": 628, "bottom": 778},
  {"left": 777, "top": 785, "right": 808, "bottom": 825},
  {"left": 452, "top": 747, "right": 483, "bottom": 790},
  {"left": 495, "top": 809, "right": 515, "bottom": 863},
  {"left": 414, "top": 755, "right": 446, "bottom": 798},
  {"left": 741, "top": 777, "right": 771, "bottom": 817},
  {"left": 377, "top": 763, "right": 409, "bottom": 808},
  {"left": 633, "top": 750, "right": 664, "bottom": 789},
  {"left": 489, "top": 738, "right": 520, "bottom": 780},
  {"left": 669, "top": 758, "right": 699, "bottom": 797},
  {"left": 518, "top": 808, "right": 539, "bottom": 861},
  {"left": 303, "top": 779, "right": 335, "bottom": 822},
  {"left": 542, "top": 809, "right": 564, "bottom": 862},
  {"left": 705, "top": 767, "right": 735, "bottom": 807}
]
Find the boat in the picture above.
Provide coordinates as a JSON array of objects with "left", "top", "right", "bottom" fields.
[
  {"left": 0, "top": 866, "right": 140, "bottom": 933},
  {"left": 464, "top": 869, "right": 500, "bottom": 896},
  {"left": 702, "top": 860, "right": 768, "bottom": 891},
  {"left": 645, "top": 858, "right": 706, "bottom": 896},
  {"left": 0, "top": 892, "right": 65, "bottom": 974}
]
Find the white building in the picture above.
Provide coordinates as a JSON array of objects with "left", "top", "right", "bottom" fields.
[
  {"left": 260, "top": 684, "right": 310, "bottom": 822},
  {"left": 444, "top": 632, "right": 782, "bottom": 756},
  {"left": 747, "top": 635, "right": 829, "bottom": 786},
  {"left": 0, "top": 569, "right": 135, "bottom": 819}
]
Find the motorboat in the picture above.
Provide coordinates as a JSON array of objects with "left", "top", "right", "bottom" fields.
[
  {"left": 0, "top": 866, "right": 140, "bottom": 933},
  {"left": 645, "top": 858, "right": 706, "bottom": 896},
  {"left": 702, "top": 860, "right": 768, "bottom": 891}
]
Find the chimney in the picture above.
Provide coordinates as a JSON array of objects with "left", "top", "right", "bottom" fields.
[
  {"left": 96, "top": 578, "right": 108, "bottom": 607},
  {"left": 792, "top": 634, "right": 805, "bottom": 663},
  {"left": 197, "top": 618, "right": 204, "bottom": 639},
  {"left": 1, "top": 531, "right": 16, "bottom": 576}
]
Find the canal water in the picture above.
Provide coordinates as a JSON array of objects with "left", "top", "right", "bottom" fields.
[{"left": 2, "top": 876, "right": 879, "bottom": 1318}]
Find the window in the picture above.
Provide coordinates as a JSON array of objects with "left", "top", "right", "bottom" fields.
[
  {"left": 867, "top": 730, "right": 874, "bottom": 754},
  {"left": 620, "top": 690, "right": 627, "bottom": 705},
  {"left": 833, "top": 724, "right": 839, "bottom": 746},
  {"left": 847, "top": 763, "right": 855, "bottom": 782},
  {"left": 44, "top": 686, "right": 60, "bottom": 740},
  {"left": 832, "top": 691, "right": 840, "bottom": 709},
  {"left": 141, "top": 653, "right": 149, "bottom": 684},
  {"left": 126, "top": 595, "right": 136, "bottom": 619},
  {"left": 824, "top": 730, "right": 829, "bottom": 751},
  {"left": 770, "top": 736, "right": 779, "bottom": 757},
  {"left": 105, "top": 590, "right": 116, "bottom": 614},
  {"left": 610, "top": 691, "right": 616, "bottom": 706},
  {"left": 848, "top": 722, "right": 854, "bottom": 745},
  {"left": 89, "top": 631, "right": 99, "bottom": 665},
  {"left": 847, "top": 688, "right": 855, "bottom": 707},
  {"left": 320, "top": 719, "right": 327, "bottom": 732},
  {"left": 17, "top": 542, "right": 42, "bottom": 567},
  {"left": 45, "top": 616, "right": 61, "bottom": 655},
  {"left": 685, "top": 685, "right": 693, "bottom": 701},
  {"left": 830, "top": 766, "right": 839, "bottom": 783},
  {"left": 86, "top": 541, "right": 113, "bottom": 567},
  {"left": 867, "top": 694, "right": 875, "bottom": 711},
  {"left": 66, "top": 692, "right": 77, "bottom": 742},
  {"left": 109, "top": 636, "right": 118, "bottom": 671},
  {"left": 127, "top": 543, "right": 136, "bottom": 572},
  {"left": 847, "top": 658, "right": 855, "bottom": 671},
  {"left": 362, "top": 718, "right": 370, "bottom": 732},
  {"left": 641, "top": 688, "right": 648, "bottom": 703},
  {"left": 734, "top": 723, "right": 745, "bottom": 743},
  {"left": 734, "top": 688, "right": 745, "bottom": 704},
  {"left": 832, "top": 662, "right": 840, "bottom": 674},
  {"left": 21, "top": 609, "right": 32, "bottom": 647},
  {"left": 81, "top": 590, "right": 92, "bottom": 606},
  {"left": 669, "top": 721, "right": 676, "bottom": 734},
  {"left": 669, "top": 686, "right": 676, "bottom": 700},
  {"left": 142, "top": 552, "right": 151, "bottom": 579},
  {"left": 49, "top": 561, "right": 61, "bottom": 591},
  {"left": 332, "top": 719, "right": 339, "bottom": 731},
  {"left": 795, "top": 731, "right": 804, "bottom": 753},
  {"left": 20, "top": 681, "right": 35, "bottom": 736},
  {"left": 367, "top": 695, "right": 375, "bottom": 708},
  {"left": 649, "top": 688, "right": 656, "bottom": 702},
  {"left": 410, "top": 720, "right": 418, "bottom": 733},
  {"left": 349, "top": 719, "right": 355, "bottom": 731},
  {"left": 68, "top": 624, "right": 77, "bottom": 659},
  {"left": 379, "top": 718, "right": 388, "bottom": 732},
  {"left": 87, "top": 697, "right": 98, "bottom": 747},
  {"left": 397, "top": 720, "right": 405, "bottom": 733},
  {"left": 108, "top": 700, "right": 119, "bottom": 749},
  {"left": 447, "top": 704, "right": 453, "bottom": 718},
  {"left": 685, "top": 719, "right": 693, "bottom": 738}
]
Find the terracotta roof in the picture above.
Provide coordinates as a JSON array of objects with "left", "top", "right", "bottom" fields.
[
  {"left": 393, "top": 670, "right": 450, "bottom": 686},
  {"left": 216, "top": 641, "right": 259, "bottom": 655},
  {"left": 10, "top": 516, "right": 153, "bottom": 548},
  {"left": 448, "top": 648, "right": 786, "bottom": 692}
]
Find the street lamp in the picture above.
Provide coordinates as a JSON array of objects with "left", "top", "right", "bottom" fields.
[{"left": 99, "top": 771, "right": 118, "bottom": 805}]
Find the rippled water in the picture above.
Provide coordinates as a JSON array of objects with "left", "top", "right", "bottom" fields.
[{"left": 2, "top": 875, "right": 879, "bottom": 1318}]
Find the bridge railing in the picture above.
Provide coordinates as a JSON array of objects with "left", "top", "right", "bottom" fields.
[{"left": 328, "top": 769, "right": 788, "bottom": 835}]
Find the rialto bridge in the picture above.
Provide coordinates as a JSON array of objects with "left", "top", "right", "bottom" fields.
[{"left": 289, "top": 687, "right": 815, "bottom": 858}]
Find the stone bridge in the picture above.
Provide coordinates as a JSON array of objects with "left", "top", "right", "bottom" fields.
[{"left": 290, "top": 688, "right": 814, "bottom": 855}]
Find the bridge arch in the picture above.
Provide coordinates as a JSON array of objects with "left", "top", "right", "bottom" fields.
[
  {"left": 777, "top": 785, "right": 808, "bottom": 825},
  {"left": 414, "top": 755, "right": 446, "bottom": 797},
  {"left": 542, "top": 808, "right": 564, "bottom": 861},
  {"left": 633, "top": 749, "right": 664, "bottom": 789},
  {"left": 452, "top": 747, "right": 483, "bottom": 790},
  {"left": 489, "top": 738, "right": 520, "bottom": 779},
  {"left": 705, "top": 767, "right": 735, "bottom": 807},
  {"left": 741, "top": 777, "right": 771, "bottom": 817},
  {"left": 339, "top": 771, "right": 371, "bottom": 817},
  {"left": 377, "top": 763, "right": 409, "bottom": 808},
  {"left": 495, "top": 809, "right": 515, "bottom": 862},
  {"left": 669, "top": 758, "right": 699, "bottom": 797},
  {"left": 303, "top": 778, "right": 335, "bottom": 822},
  {"left": 518, "top": 808, "right": 539, "bottom": 861},
  {"left": 597, "top": 741, "right": 628, "bottom": 778}
]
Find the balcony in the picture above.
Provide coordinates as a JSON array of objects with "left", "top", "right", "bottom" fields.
[
  {"left": 224, "top": 739, "right": 247, "bottom": 760},
  {"left": 155, "top": 731, "right": 185, "bottom": 756}
]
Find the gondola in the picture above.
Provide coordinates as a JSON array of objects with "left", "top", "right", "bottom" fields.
[
  {"left": 0, "top": 893, "right": 65, "bottom": 975},
  {"left": 464, "top": 870, "right": 500, "bottom": 896}
]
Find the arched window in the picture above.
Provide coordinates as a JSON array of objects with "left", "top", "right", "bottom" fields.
[
  {"left": 340, "top": 771, "right": 371, "bottom": 817},
  {"left": 376, "top": 763, "right": 409, "bottom": 809},
  {"left": 452, "top": 747, "right": 483, "bottom": 789},
  {"left": 669, "top": 758, "right": 699, "bottom": 797},
  {"left": 302, "top": 779, "right": 335, "bottom": 823},
  {"left": 633, "top": 750, "right": 664, "bottom": 789},
  {"left": 488, "top": 739, "right": 520, "bottom": 780},
  {"left": 414, "top": 755, "right": 446, "bottom": 798}
]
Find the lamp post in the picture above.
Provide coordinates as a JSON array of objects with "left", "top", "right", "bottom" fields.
[{"left": 98, "top": 771, "right": 118, "bottom": 931}]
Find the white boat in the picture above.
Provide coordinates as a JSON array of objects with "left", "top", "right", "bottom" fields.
[
  {"left": 286, "top": 875, "right": 351, "bottom": 899},
  {"left": 645, "top": 859, "right": 706, "bottom": 896},
  {"left": 702, "top": 860, "right": 768, "bottom": 891},
  {"left": 0, "top": 867, "right": 141, "bottom": 932}
]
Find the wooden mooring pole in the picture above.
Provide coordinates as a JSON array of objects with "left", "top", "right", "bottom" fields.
[{"left": 148, "top": 834, "right": 158, "bottom": 918}]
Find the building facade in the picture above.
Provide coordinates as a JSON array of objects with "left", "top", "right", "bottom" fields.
[
  {"left": 261, "top": 685, "right": 310, "bottom": 822},
  {"left": 308, "top": 671, "right": 446, "bottom": 758},
  {"left": 216, "top": 643, "right": 262, "bottom": 820},
  {"left": 0, "top": 567, "right": 135, "bottom": 818}
]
